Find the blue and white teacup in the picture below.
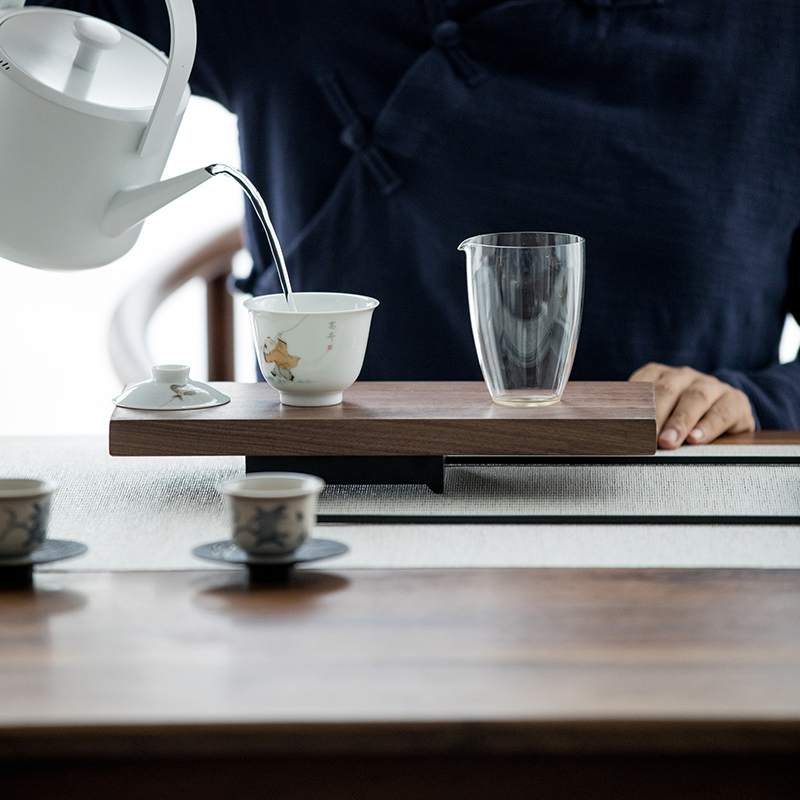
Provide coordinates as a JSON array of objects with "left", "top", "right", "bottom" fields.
[
  {"left": 0, "top": 478, "right": 56, "bottom": 557},
  {"left": 218, "top": 473, "right": 325, "bottom": 558}
]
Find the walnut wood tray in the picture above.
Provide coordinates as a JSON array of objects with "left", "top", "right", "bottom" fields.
[{"left": 109, "top": 381, "right": 656, "bottom": 458}]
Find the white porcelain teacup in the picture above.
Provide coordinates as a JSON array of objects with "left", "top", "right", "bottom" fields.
[
  {"left": 0, "top": 478, "right": 56, "bottom": 557},
  {"left": 244, "top": 292, "right": 379, "bottom": 406},
  {"left": 218, "top": 472, "right": 325, "bottom": 558}
]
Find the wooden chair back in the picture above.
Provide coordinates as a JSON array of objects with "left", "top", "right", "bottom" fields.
[{"left": 109, "top": 225, "right": 244, "bottom": 385}]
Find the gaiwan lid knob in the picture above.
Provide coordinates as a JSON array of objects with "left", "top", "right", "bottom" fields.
[{"left": 151, "top": 364, "right": 190, "bottom": 384}]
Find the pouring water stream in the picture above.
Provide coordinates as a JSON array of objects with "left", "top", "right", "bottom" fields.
[{"left": 206, "top": 164, "right": 296, "bottom": 311}]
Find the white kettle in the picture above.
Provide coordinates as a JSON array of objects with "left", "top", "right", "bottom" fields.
[{"left": 0, "top": 0, "right": 217, "bottom": 270}]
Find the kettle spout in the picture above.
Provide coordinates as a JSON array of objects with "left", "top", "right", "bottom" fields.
[{"left": 101, "top": 166, "right": 215, "bottom": 238}]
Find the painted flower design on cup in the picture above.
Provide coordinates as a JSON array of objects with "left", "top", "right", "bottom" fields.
[
  {"left": 263, "top": 337, "right": 301, "bottom": 382},
  {"left": 234, "top": 503, "right": 307, "bottom": 552},
  {"left": 0, "top": 501, "right": 49, "bottom": 554}
]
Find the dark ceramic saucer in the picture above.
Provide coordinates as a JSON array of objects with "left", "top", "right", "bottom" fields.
[
  {"left": 0, "top": 540, "right": 88, "bottom": 589},
  {"left": 192, "top": 538, "right": 349, "bottom": 583}
]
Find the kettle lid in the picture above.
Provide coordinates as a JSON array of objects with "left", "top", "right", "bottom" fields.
[{"left": 0, "top": 8, "right": 167, "bottom": 112}]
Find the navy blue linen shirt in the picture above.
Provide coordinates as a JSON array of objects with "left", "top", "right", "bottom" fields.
[{"left": 43, "top": 1, "right": 800, "bottom": 428}]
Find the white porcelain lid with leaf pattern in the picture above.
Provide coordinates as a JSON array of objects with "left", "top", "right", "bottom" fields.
[{"left": 112, "top": 365, "right": 230, "bottom": 410}]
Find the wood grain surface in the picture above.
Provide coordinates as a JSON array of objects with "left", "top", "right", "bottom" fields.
[
  {"left": 3, "top": 569, "right": 800, "bottom": 798},
  {"left": 3, "top": 568, "right": 800, "bottom": 749},
  {"left": 715, "top": 430, "right": 800, "bottom": 445},
  {"left": 109, "top": 381, "right": 657, "bottom": 457}
]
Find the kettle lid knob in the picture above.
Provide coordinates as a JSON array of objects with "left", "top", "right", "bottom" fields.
[{"left": 72, "top": 17, "right": 121, "bottom": 72}]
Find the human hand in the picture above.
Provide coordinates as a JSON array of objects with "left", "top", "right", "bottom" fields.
[{"left": 628, "top": 363, "right": 755, "bottom": 449}]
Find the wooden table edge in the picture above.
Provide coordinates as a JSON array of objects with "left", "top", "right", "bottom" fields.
[{"left": 3, "top": 718, "right": 800, "bottom": 760}]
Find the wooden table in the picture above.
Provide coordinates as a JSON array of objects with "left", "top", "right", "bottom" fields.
[{"left": 2, "top": 433, "right": 800, "bottom": 799}]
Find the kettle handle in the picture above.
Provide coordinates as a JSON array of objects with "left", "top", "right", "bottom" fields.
[{"left": 138, "top": 0, "right": 197, "bottom": 159}]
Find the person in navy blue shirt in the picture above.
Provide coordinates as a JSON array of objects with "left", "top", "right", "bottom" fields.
[{"left": 37, "top": 1, "right": 800, "bottom": 446}]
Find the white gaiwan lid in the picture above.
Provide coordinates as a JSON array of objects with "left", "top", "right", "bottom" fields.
[{"left": 112, "top": 365, "right": 230, "bottom": 410}]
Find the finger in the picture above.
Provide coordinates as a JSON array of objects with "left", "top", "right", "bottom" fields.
[
  {"left": 629, "top": 363, "right": 680, "bottom": 431},
  {"left": 643, "top": 366, "right": 702, "bottom": 435},
  {"left": 628, "top": 362, "right": 666, "bottom": 384},
  {"left": 658, "top": 378, "right": 727, "bottom": 448},
  {"left": 684, "top": 388, "right": 755, "bottom": 444}
]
